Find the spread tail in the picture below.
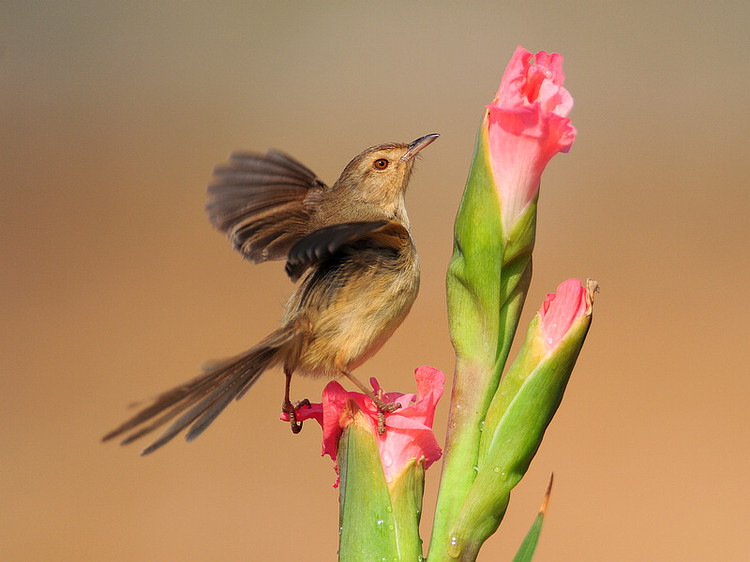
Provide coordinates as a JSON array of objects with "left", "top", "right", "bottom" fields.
[{"left": 102, "top": 329, "right": 293, "bottom": 455}]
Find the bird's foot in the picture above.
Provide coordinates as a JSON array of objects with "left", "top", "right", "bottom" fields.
[
  {"left": 282, "top": 398, "right": 311, "bottom": 434},
  {"left": 372, "top": 397, "right": 402, "bottom": 435}
]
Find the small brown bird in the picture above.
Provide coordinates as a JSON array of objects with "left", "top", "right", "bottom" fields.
[{"left": 103, "top": 133, "right": 439, "bottom": 454}]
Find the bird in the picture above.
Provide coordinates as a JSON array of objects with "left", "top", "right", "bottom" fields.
[{"left": 102, "top": 133, "right": 439, "bottom": 455}]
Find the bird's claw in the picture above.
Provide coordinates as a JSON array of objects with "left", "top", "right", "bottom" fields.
[
  {"left": 282, "top": 398, "right": 311, "bottom": 435},
  {"left": 374, "top": 399, "right": 401, "bottom": 435}
]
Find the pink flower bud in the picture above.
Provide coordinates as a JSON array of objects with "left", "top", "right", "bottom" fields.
[
  {"left": 538, "top": 278, "right": 589, "bottom": 352},
  {"left": 487, "top": 45, "right": 576, "bottom": 231}
]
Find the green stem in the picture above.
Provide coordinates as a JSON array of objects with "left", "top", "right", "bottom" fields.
[
  {"left": 428, "top": 120, "right": 535, "bottom": 560},
  {"left": 428, "top": 357, "right": 492, "bottom": 560}
]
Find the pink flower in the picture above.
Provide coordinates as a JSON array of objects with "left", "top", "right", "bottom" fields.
[
  {"left": 538, "top": 278, "right": 589, "bottom": 352},
  {"left": 284, "top": 366, "right": 444, "bottom": 487},
  {"left": 487, "top": 45, "right": 577, "bottom": 231}
]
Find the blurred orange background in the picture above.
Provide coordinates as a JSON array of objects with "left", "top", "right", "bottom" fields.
[{"left": 2, "top": 2, "right": 748, "bottom": 560}]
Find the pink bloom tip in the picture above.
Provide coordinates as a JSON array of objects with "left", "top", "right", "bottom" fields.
[
  {"left": 538, "top": 278, "right": 589, "bottom": 352},
  {"left": 486, "top": 45, "right": 577, "bottom": 230}
]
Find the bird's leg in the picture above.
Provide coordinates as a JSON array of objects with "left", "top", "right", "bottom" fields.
[
  {"left": 282, "top": 368, "right": 308, "bottom": 434},
  {"left": 341, "top": 371, "right": 401, "bottom": 435}
]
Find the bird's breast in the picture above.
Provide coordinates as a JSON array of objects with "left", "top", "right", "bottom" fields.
[{"left": 286, "top": 238, "right": 419, "bottom": 378}]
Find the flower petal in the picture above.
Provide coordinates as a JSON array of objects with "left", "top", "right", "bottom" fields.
[
  {"left": 486, "top": 45, "right": 577, "bottom": 231},
  {"left": 538, "top": 278, "right": 588, "bottom": 352},
  {"left": 282, "top": 367, "right": 445, "bottom": 486}
]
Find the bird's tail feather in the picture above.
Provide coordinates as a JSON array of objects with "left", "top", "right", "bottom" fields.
[{"left": 102, "top": 329, "right": 293, "bottom": 455}]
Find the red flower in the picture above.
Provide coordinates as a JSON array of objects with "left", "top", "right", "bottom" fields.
[
  {"left": 538, "top": 278, "right": 589, "bottom": 352},
  {"left": 284, "top": 366, "right": 444, "bottom": 486},
  {"left": 486, "top": 45, "right": 576, "bottom": 231}
]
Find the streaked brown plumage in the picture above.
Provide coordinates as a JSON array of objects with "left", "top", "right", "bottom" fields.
[{"left": 103, "top": 133, "right": 439, "bottom": 454}]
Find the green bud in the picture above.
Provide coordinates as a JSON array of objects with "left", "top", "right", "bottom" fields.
[{"left": 447, "top": 280, "right": 595, "bottom": 558}]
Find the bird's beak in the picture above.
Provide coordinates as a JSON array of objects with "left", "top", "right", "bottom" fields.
[{"left": 402, "top": 133, "right": 440, "bottom": 161}]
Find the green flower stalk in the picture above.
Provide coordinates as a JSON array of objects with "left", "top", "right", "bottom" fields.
[
  {"left": 429, "top": 46, "right": 577, "bottom": 560},
  {"left": 449, "top": 279, "right": 596, "bottom": 559}
]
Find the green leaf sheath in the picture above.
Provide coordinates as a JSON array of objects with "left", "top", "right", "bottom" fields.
[
  {"left": 338, "top": 420, "right": 399, "bottom": 561},
  {"left": 338, "top": 416, "right": 427, "bottom": 561},
  {"left": 389, "top": 460, "right": 426, "bottom": 561}
]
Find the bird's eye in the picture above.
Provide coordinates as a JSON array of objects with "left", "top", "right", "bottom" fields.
[{"left": 373, "top": 158, "right": 389, "bottom": 170}]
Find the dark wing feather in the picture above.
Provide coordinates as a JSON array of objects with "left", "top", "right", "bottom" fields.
[
  {"left": 206, "top": 150, "right": 327, "bottom": 262},
  {"left": 284, "top": 220, "right": 390, "bottom": 282}
]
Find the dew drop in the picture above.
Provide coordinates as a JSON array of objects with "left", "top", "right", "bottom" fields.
[
  {"left": 385, "top": 505, "right": 393, "bottom": 513},
  {"left": 383, "top": 454, "right": 393, "bottom": 467},
  {"left": 447, "top": 535, "right": 463, "bottom": 558}
]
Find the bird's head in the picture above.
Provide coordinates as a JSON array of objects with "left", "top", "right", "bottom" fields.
[{"left": 334, "top": 133, "right": 439, "bottom": 209}]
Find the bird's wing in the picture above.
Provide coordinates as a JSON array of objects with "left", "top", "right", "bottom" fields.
[
  {"left": 285, "top": 220, "right": 410, "bottom": 282},
  {"left": 206, "top": 150, "right": 327, "bottom": 262}
]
